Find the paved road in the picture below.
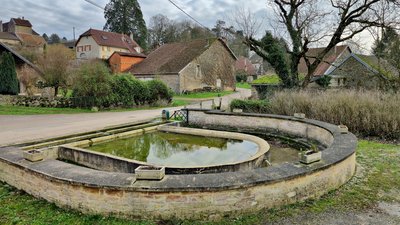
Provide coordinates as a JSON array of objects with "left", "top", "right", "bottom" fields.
[{"left": 0, "top": 88, "right": 251, "bottom": 146}]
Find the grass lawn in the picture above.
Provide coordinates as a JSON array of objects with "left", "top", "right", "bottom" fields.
[
  {"left": 0, "top": 100, "right": 188, "bottom": 115},
  {"left": 174, "top": 90, "right": 234, "bottom": 99},
  {"left": 253, "top": 74, "right": 281, "bottom": 84},
  {"left": 236, "top": 82, "right": 252, "bottom": 89},
  {"left": 0, "top": 140, "right": 398, "bottom": 224}
]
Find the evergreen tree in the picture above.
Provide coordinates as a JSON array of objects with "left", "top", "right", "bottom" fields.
[
  {"left": 42, "top": 33, "right": 49, "bottom": 42},
  {"left": 49, "top": 33, "right": 61, "bottom": 44},
  {"left": 0, "top": 52, "right": 19, "bottom": 95},
  {"left": 104, "top": 0, "right": 148, "bottom": 49}
]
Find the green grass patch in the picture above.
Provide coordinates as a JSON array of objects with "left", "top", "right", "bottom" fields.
[
  {"left": 174, "top": 91, "right": 234, "bottom": 99},
  {"left": 252, "top": 74, "right": 281, "bottom": 84},
  {"left": 0, "top": 140, "right": 398, "bottom": 224},
  {"left": 0, "top": 100, "right": 188, "bottom": 115},
  {"left": 236, "top": 82, "right": 252, "bottom": 89},
  {"left": 0, "top": 105, "right": 92, "bottom": 115}
]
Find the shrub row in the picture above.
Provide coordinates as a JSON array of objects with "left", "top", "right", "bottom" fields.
[
  {"left": 230, "top": 89, "right": 400, "bottom": 140},
  {"left": 230, "top": 99, "right": 270, "bottom": 114},
  {"left": 71, "top": 62, "right": 173, "bottom": 108}
]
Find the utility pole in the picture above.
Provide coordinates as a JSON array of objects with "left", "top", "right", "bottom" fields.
[{"left": 73, "top": 27, "right": 76, "bottom": 41}]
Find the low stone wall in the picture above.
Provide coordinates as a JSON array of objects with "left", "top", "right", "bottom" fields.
[
  {"left": 0, "top": 147, "right": 356, "bottom": 220},
  {"left": 59, "top": 125, "right": 269, "bottom": 174},
  {"left": 185, "top": 109, "right": 334, "bottom": 147},
  {"left": 0, "top": 111, "right": 357, "bottom": 220},
  {"left": 0, "top": 94, "right": 72, "bottom": 108}
]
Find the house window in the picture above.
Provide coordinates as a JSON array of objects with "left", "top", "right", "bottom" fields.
[
  {"left": 107, "top": 47, "right": 110, "bottom": 51},
  {"left": 195, "top": 64, "right": 201, "bottom": 79},
  {"left": 102, "top": 46, "right": 105, "bottom": 51}
]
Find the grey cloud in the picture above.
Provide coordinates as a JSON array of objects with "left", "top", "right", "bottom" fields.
[{"left": 1, "top": 0, "right": 270, "bottom": 39}]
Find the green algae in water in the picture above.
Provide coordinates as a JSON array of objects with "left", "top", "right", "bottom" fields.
[{"left": 87, "top": 131, "right": 259, "bottom": 167}]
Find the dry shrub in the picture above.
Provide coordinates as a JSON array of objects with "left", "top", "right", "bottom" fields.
[{"left": 268, "top": 89, "right": 400, "bottom": 139}]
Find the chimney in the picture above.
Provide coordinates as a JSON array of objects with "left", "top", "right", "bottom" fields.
[{"left": 0, "top": 20, "right": 2, "bottom": 32}]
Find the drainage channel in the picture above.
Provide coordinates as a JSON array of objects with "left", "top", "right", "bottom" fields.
[{"left": 17, "top": 119, "right": 170, "bottom": 150}]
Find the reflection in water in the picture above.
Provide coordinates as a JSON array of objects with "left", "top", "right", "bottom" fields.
[
  {"left": 88, "top": 132, "right": 259, "bottom": 167},
  {"left": 264, "top": 146, "right": 300, "bottom": 166}
]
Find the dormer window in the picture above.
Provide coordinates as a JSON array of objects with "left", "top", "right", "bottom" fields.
[{"left": 101, "top": 35, "right": 108, "bottom": 40}]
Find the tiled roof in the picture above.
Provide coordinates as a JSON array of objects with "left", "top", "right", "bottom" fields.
[
  {"left": 111, "top": 51, "right": 146, "bottom": 58},
  {"left": 0, "top": 32, "right": 20, "bottom": 41},
  {"left": 16, "top": 33, "right": 46, "bottom": 47},
  {"left": 128, "top": 38, "right": 234, "bottom": 75},
  {"left": 12, "top": 18, "right": 32, "bottom": 27},
  {"left": 235, "top": 56, "right": 256, "bottom": 76},
  {"left": 298, "top": 45, "right": 350, "bottom": 76},
  {"left": 76, "top": 29, "right": 141, "bottom": 52}
]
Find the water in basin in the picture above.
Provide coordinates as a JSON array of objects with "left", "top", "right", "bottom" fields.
[{"left": 87, "top": 131, "right": 259, "bottom": 167}]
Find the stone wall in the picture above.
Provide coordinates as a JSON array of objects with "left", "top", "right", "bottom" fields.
[
  {"left": 186, "top": 110, "right": 334, "bottom": 147},
  {"left": 0, "top": 111, "right": 357, "bottom": 220},
  {"left": 0, "top": 95, "right": 73, "bottom": 108},
  {"left": 0, "top": 149, "right": 356, "bottom": 220}
]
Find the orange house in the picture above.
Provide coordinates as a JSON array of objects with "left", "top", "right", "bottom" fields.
[{"left": 108, "top": 51, "right": 146, "bottom": 73}]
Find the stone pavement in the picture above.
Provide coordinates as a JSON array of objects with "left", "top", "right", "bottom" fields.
[{"left": 0, "top": 88, "right": 251, "bottom": 146}]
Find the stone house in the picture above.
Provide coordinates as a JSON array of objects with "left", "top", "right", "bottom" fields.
[
  {"left": 235, "top": 56, "right": 257, "bottom": 82},
  {"left": 0, "top": 17, "right": 46, "bottom": 52},
  {"left": 327, "top": 53, "right": 388, "bottom": 89},
  {"left": 0, "top": 42, "right": 48, "bottom": 96},
  {"left": 298, "top": 45, "right": 353, "bottom": 87},
  {"left": 108, "top": 51, "right": 146, "bottom": 73},
  {"left": 127, "top": 38, "right": 237, "bottom": 93},
  {"left": 75, "top": 29, "right": 143, "bottom": 60}
]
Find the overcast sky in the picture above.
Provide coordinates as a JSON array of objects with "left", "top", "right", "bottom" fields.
[
  {"left": 0, "top": 0, "right": 269, "bottom": 39},
  {"left": 0, "top": 0, "right": 373, "bottom": 52}
]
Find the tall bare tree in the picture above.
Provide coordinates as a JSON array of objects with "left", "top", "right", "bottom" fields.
[{"left": 244, "top": 0, "right": 400, "bottom": 87}]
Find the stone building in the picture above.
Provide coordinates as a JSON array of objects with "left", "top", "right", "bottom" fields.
[
  {"left": 127, "top": 38, "right": 237, "bottom": 93},
  {"left": 0, "top": 42, "right": 48, "bottom": 95},
  {"left": 0, "top": 17, "right": 46, "bottom": 52},
  {"left": 235, "top": 56, "right": 257, "bottom": 82},
  {"left": 75, "top": 29, "right": 143, "bottom": 60}
]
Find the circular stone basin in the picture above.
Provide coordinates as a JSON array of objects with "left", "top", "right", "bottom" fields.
[{"left": 87, "top": 131, "right": 259, "bottom": 167}]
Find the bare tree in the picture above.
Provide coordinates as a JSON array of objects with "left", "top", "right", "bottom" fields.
[
  {"left": 245, "top": 0, "right": 400, "bottom": 87},
  {"left": 148, "top": 14, "right": 172, "bottom": 48},
  {"left": 38, "top": 44, "right": 74, "bottom": 96}
]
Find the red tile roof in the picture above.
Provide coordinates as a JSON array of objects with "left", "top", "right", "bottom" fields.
[
  {"left": 12, "top": 18, "right": 32, "bottom": 27},
  {"left": 16, "top": 33, "right": 46, "bottom": 47},
  {"left": 76, "top": 29, "right": 141, "bottom": 53},
  {"left": 235, "top": 56, "right": 256, "bottom": 76},
  {"left": 112, "top": 51, "right": 146, "bottom": 58},
  {"left": 298, "top": 45, "right": 350, "bottom": 76}
]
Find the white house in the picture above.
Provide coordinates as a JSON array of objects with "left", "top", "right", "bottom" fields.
[{"left": 75, "top": 28, "right": 142, "bottom": 60}]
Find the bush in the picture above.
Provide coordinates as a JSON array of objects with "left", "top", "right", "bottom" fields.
[
  {"left": 315, "top": 75, "right": 332, "bottom": 88},
  {"left": 71, "top": 61, "right": 113, "bottom": 108},
  {"left": 235, "top": 71, "right": 247, "bottom": 82},
  {"left": 0, "top": 52, "right": 19, "bottom": 95},
  {"left": 146, "top": 80, "right": 173, "bottom": 104},
  {"left": 267, "top": 90, "right": 400, "bottom": 140},
  {"left": 111, "top": 74, "right": 136, "bottom": 107},
  {"left": 230, "top": 99, "right": 270, "bottom": 114},
  {"left": 112, "top": 74, "right": 150, "bottom": 107},
  {"left": 131, "top": 78, "right": 149, "bottom": 105}
]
